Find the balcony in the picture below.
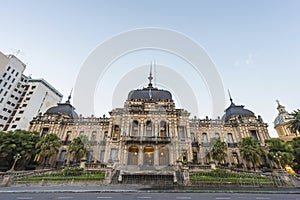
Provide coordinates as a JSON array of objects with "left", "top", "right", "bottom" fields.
[
  {"left": 125, "top": 136, "right": 171, "bottom": 144},
  {"left": 228, "top": 143, "right": 238, "bottom": 148}
]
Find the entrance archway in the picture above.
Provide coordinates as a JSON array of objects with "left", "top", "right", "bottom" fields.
[{"left": 143, "top": 146, "right": 154, "bottom": 166}]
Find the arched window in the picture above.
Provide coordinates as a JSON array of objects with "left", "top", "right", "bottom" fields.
[
  {"left": 160, "top": 121, "right": 167, "bottom": 137},
  {"left": 145, "top": 120, "right": 152, "bottom": 137},
  {"left": 143, "top": 146, "right": 154, "bottom": 166},
  {"left": 113, "top": 125, "right": 119, "bottom": 140},
  {"left": 215, "top": 132, "right": 220, "bottom": 138},
  {"left": 131, "top": 120, "right": 139, "bottom": 137},
  {"left": 128, "top": 146, "right": 139, "bottom": 165},
  {"left": 159, "top": 146, "right": 169, "bottom": 166}
]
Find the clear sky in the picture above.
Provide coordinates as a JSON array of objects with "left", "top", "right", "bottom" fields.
[{"left": 0, "top": 0, "right": 299, "bottom": 137}]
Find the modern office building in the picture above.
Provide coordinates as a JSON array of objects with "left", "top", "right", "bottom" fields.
[{"left": 0, "top": 50, "right": 63, "bottom": 131}]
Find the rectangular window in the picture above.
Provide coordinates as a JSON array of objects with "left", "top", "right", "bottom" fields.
[
  {"left": 19, "top": 110, "right": 24, "bottom": 114},
  {"left": 100, "top": 151, "right": 105, "bottom": 162},
  {"left": 15, "top": 117, "right": 21, "bottom": 121},
  {"left": 11, "top": 125, "right": 17, "bottom": 129},
  {"left": 228, "top": 133, "right": 234, "bottom": 143},
  {"left": 202, "top": 133, "right": 208, "bottom": 143},
  {"left": 31, "top": 86, "right": 36, "bottom": 89},
  {"left": 250, "top": 130, "right": 258, "bottom": 140},
  {"left": 178, "top": 126, "right": 185, "bottom": 139},
  {"left": 109, "top": 148, "right": 118, "bottom": 161}
]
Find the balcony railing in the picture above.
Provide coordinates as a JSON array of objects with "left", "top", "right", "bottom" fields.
[
  {"left": 125, "top": 136, "right": 171, "bottom": 143},
  {"left": 228, "top": 142, "right": 238, "bottom": 148},
  {"left": 62, "top": 140, "right": 71, "bottom": 145}
]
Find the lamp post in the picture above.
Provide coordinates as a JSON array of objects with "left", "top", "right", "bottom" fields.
[
  {"left": 9, "top": 153, "right": 21, "bottom": 172},
  {"left": 273, "top": 153, "right": 282, "bottom": 169}
]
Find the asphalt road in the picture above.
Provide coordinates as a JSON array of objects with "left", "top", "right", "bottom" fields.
[{"left": 1, "top": 193, "right": 300, "bottom": 200}]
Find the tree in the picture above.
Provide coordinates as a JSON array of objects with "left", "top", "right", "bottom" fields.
[
  {"left": 211, "top": 138, "right": 227, "bottom": 165},
  {"left": 0, "top": 130, "right": 40, "bottom": 170},
  {"left": 239, "top": 137, "right": 266, "bottom": 171},
  {"left": 289, "top": 109, "right": 300, "bottom": 135},
  {"left": 35, "top": 133, "right": 61, "bottom": 167},
  {"left": 290, "top": 137, "right": 300, "bottom": 173},
  {"left": 69, "top": 135, "right": 91, "bottom": 164},
  {"left": 265, "top": 138, "right": 294, "bottom": 169}
]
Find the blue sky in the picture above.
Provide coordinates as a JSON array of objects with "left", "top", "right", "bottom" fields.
[{"left": 1, "top": 0, "right": 300, "bottom": 137}]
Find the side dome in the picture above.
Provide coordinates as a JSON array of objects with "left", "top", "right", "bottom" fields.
[
  {"left": 222, "top": 99, "right": 255, "bottom": 122},
  {"left": 45, "top": 96, "right": 78, "bottom": 118}
]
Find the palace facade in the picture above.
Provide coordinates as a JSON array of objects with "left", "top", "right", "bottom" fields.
[{"left": 29, "top": 70, "right": 271, "bottom": 183}]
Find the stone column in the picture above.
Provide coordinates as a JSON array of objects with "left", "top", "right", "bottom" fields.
[
  {"left": 154, "top": 146, "right": 159, "bottom": 166},
  {"left": 138, "top": 146, "right": 143, "bottom": 165}
]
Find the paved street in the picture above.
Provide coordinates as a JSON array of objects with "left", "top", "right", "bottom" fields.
[{"left": 1, "top": 192, "right": 300, "bottom": 200}]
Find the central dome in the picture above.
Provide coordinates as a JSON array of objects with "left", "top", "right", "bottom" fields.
[
  {"left": 128, "top": 87, "right": 172, "bottom": 101},
  {"left": 127, "top": 68, "right": 172, "bottom": 101}
]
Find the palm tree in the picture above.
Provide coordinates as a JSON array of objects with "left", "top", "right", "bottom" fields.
[
  {"left": 69, "top": 135, "right": 90, "bottom": 164},
  {"left": 239, "top": 137, "right": 266, "bottom": 171},
  {"left": 35, "top": 133, "right": 61, "bottom": 167},
  {"left": 289, "top": 109, "right": 300, "bottom": 135},
  {"left": 265, "top": 138, "right": 294, "bottom": 169},
  {"left": 211, "top": 138, "right": 227, "bottom": 166}
]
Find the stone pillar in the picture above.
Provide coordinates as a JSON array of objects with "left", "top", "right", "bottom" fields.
[
  {"left": 138, "top": 146, "right": 143, "bottom": 165},
  {"left": 154, "top": 146, "right": 159, "bottom": 166}
]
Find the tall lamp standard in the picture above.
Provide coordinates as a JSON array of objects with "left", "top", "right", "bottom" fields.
[
  {"left": 273, "top": 153, "right": 282, "bottom": 169},
  {"left": 8, "top": 153, "right": 21, "bottom": 172}
]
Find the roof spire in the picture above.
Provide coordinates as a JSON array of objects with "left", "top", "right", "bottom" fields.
[
  {"left": 66, "top": 89, "right": 73, "bottom": 104},
  {"left": 228, "top": 89, "right": 233, "bottom": 104},
  {"left": 148, "top": 62, "right": 153, "bottom": 87}
]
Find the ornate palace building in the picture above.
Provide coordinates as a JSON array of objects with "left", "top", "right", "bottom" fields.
[{"left": 29, "top": 70, "right": 271, "bottom": 184}]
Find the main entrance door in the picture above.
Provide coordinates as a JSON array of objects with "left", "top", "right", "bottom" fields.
[{"left": 143, "top": 146, "right": 154, "bottom": 166}]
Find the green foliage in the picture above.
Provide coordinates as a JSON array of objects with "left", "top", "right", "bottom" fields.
[
  {"left": 69, "top": 135, "right": 91, "bottom": 163},
  {"left": 265, "top": 138, "right": 294, "bottom": 168},
  {"left": 0, "top": 130, "right": 41, "bottom": 170},
  {"left": 289, "top": 109, "right": 300, "bottom": 135},
  {"left": 190, "top": 169, "right": 273, "bottom": 183},
  {"left": 63, "top": 167, "right": 84, "bottom": 176},
  {"left": 35, "top": 133, "right": 62, "bottom": 166},
  {"left": 210, "top": 138, "right": 227, "bottom": 164},
  {"left": 17, "top": 170, "right": 105, "bottom": 181},
  {"left": 290, "top": 137, "right": 300, "bottom": 173},
  {"left": 239, "top": 137, "right": 266, "bottom": 171}
]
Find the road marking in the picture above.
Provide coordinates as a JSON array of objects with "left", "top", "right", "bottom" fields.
[
  {"left": 97, "top": 197, "right": 113, "bottom": 199},
  {"left": 216, "top": 198, "right": 231, "bottom": 200},
  {"left": 137, "top": 197, "right": 152, "bottom": 199},
  {"left": 17, "top": 198, "right": 33, "bottom": 200},
  {"left": 176, "top": 197, "right": 192, "bottom": 200},
  {"left": 256, "top": 198, "right": 270, "bottom": 200},
  {"left": 57, "top": 197, "right": 73, "bottom": 199}
]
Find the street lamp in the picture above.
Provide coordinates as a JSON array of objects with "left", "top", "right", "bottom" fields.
[
  {"left": 273, "top": 153, "right": 282, "bottom": 169},
  {"left": 9, "top": 153, "right": 22, "bottom": 172}
]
